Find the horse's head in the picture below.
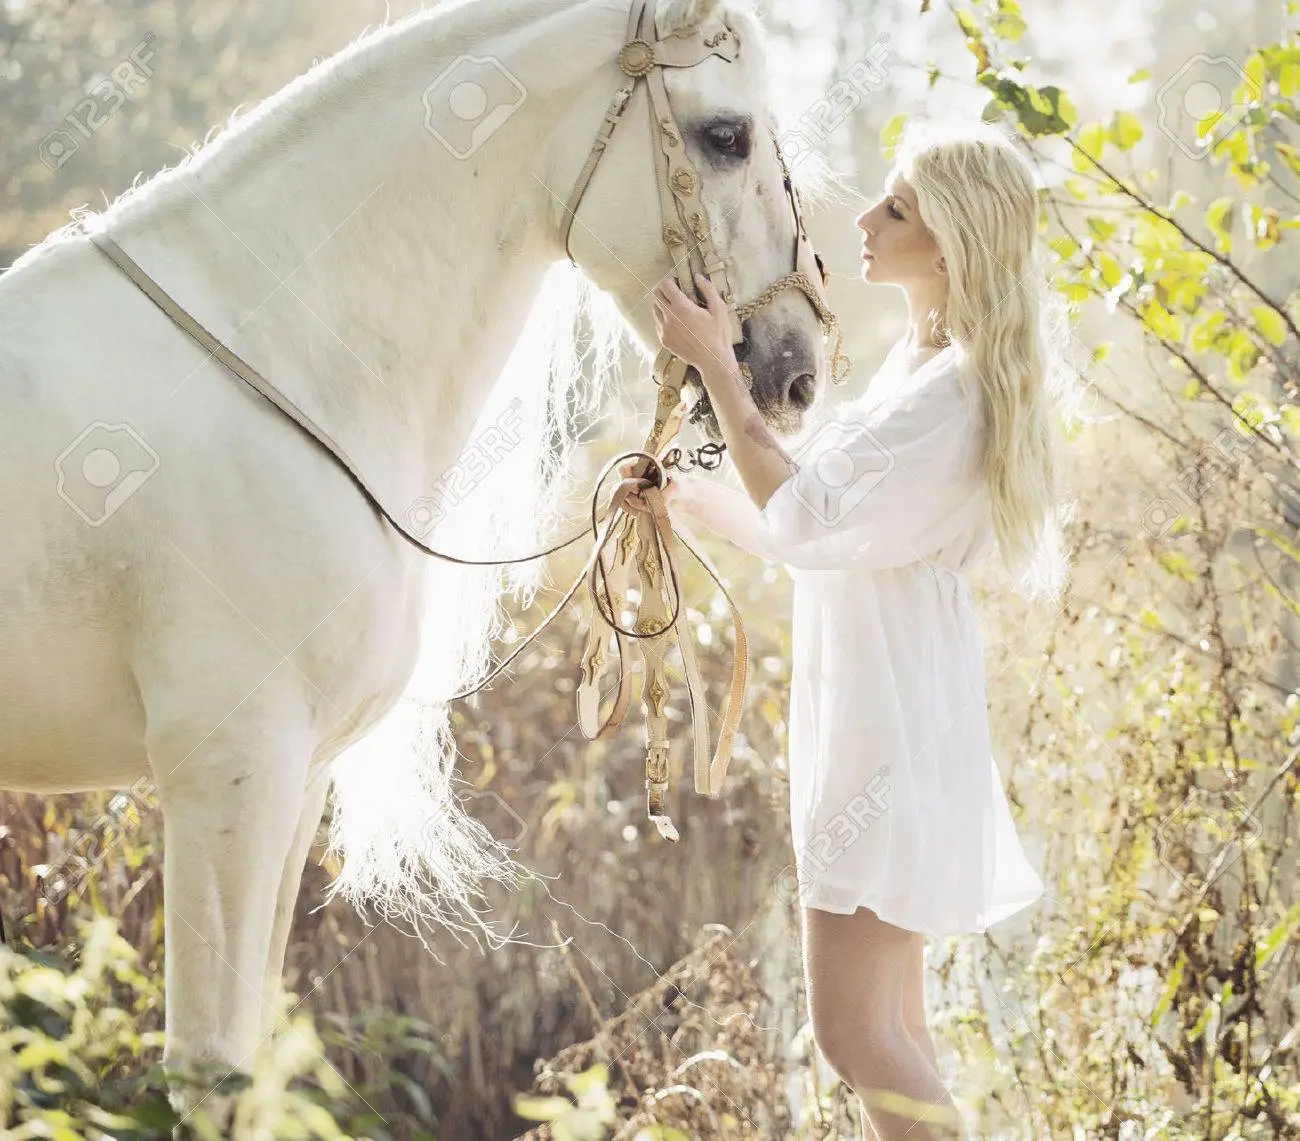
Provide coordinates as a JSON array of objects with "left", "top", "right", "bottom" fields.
[{"left": 564, "top": 0, "right": 834, "bottom": 439}]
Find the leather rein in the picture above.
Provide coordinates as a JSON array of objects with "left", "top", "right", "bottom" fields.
[{"left": 86, "top": 0, "right": 850, "bottom": 842}]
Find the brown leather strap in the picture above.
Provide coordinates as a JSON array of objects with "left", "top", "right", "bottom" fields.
[
  {"left": 670, "top": 515, "right": 748, "bottom": 794},
  {"left": 559, "top": 82, "right": 637, "bottom": 262},
  {"left": 88, "top": 232, "right": 607, "bottom": 569},
  {"left": 575, "top": 517, "right": 636, "bottom": 739},
  {"left": 639, "top": 485, "right": 748, "bottom": 797},
  {"left": 643, "top": 29, "right": 739, "bottom": 68},
  {"left": 448, "top": 473, "right": 642, "bottom": 701},
  {"left": 558, "top": 0, "right": 741, "bottom": 294},
  {"left": 559, "top": 0, "right": 646, "bottom": 261},
  {"left": 644, "top": 57, "right": 742, "bottom": 344}
]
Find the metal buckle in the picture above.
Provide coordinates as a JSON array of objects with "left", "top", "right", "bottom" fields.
[{"left": 619, "top": 38, "right": 656, "bottom": 77}]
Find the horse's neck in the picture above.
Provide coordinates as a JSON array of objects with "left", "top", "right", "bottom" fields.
[{"left": 94, "top": 0, "right": 622, "bottom": 507}]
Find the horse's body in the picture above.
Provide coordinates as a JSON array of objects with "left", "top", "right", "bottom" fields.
[{"left": 0, "top": 0, "right": 826, "bottom": 1104}]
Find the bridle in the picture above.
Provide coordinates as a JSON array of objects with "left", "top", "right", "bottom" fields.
[
  {"left": 559, "top": 0, "right": 849, "bottom": 433},
  {"left": 551, "top": 0, "right": 852, "bottom": 837},
  {"left": 84, "top": 0, "right": 851, "bottom": 843}
]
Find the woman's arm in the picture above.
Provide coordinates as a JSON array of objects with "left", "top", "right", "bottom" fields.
[
  {"left": 652, "top": 274, "right": 801, "bottom": 510},
  {"left": 648, "top": 272, "right": 983, "bottom": 573},
  {"left": 670, "top": 472, "right": 777, "bottom": 558},
  {"left": 698, "top": 354, "right": 799, "bottom": 511}
]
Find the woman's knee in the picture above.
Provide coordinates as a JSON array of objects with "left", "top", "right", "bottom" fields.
[{"left": 811, "top": 1009, "right": 906, "bottom": 1090}]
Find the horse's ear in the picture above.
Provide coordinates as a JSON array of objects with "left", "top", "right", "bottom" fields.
[{"left": 655, "top": 0, "right": 724, "bottom": 37}]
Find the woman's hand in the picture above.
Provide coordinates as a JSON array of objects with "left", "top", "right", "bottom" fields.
[
  {"left": 617, "top": 459, "right": 685, "bottom": 514},
  {"left": 652, "top": 273, "right": 737, "bottom": 381}
]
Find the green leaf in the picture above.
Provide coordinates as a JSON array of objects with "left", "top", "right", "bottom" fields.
[
  {"left": 1232, "top": 390, "right": 1273, "bottom": 432},
  {"left": 1048, "top": 235, "right": 1079, "bottom": 261},
  {"left": 1252, "top": 304, "right": 1288, "bottom": 346},
  {"left": 1073, "top": 123, "right": 1106, "bottom": 172},
  {"left": 1139, "top": 301, "right": 1183, "bottom": 343},
  {"left": 1247, "top": 204, "right": 1282, "bottom": 249},
  {"left": 1052, "top": 86, "right": 1079, "bottom": 130},
  {"left": 954, "top": 7, "right": 981, "bottom": 39},
  {"left": 1134, "top": 211, "right": 1181, "bottom": 258},
  {"left": 1029, "top": 84, "right": 1076, "bottom": 133},
  {"left": 1159, "top": 550, "right": 1200, "bottom": 582},
  {"left": 566, "top": 1063, "right": 610, "bottom": 1097},
  {"left": 1204, "top": 197, "right": 1234, "bottom": 252},
  {"left": 1275, "top": 142, "right": 1300, "bottom": 176},
  {"left": 513, "top": 1095, "right": 577, "bottom": 1121},
  {"left": 1189, "top": 311, "right": 1226, "bottom": 353},
  {"left": 1255, "top": 905, "right": 1300, "bottom": 970},
  {"left": 1211, "top": 128, "right": 1250, "bottom": 170},
  {"left": 1258, "top": 526, "right": 1300, "bottom": 564},
  {"left": 1127, "top": 67, "right": 1151, "bottom": 83},
  {"left": 1281, "top": 62, "right": 1300, "bottom": 98},
  {"left": 1086, "top": 215, "right": 1117, "bottom": 241},
  {"left": 978, "top": 75, "right": 1073, "bottom": 136},
  {"left": 991, "top": 0, "right": 1026, "bottom": 42},
  {"left": 1095, "top": 250, "right": 1124, "bottom": 289},
  {"left": 954, "top": 8, "right": 989, "bottom": 71},
  {"left": 1109, "top": 110, "right": 1143, "bottom": 150},
  {"left": 880, "top": 113, "right": 909, "bottom": 158},
  {"left": 1226, "top": 329, "right": 1261, "bottom": 381},
  {"left": 1138, "top": 607, "right": 1163, "bottom": 630}
]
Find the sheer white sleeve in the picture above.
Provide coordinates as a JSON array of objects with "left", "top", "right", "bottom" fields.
[
  {"left": 670, "top": 474, "right": 775, "bottom": 558},
  {"left": 751, "top": 366, "right": 985, "bottom": 571}
]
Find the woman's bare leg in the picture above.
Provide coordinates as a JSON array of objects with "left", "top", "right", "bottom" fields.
[
  {"left": 902, "top": 935, "right": 943, "bottom": 1077},
  {"left": 802, "top": 906, "right": 967, "bottom": 1140}
]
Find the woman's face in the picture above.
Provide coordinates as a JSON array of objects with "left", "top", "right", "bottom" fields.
[{"left": 855, "top": 174, "right": 945, "bottom": 288}]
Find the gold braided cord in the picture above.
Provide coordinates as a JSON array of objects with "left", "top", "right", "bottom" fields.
[{"left": 734, "top": 271, "right": 851, "bottom": 386}]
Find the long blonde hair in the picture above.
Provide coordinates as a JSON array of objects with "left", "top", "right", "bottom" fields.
[{"left": 893, "top": 120, "right": 1079, "bottom": 603}]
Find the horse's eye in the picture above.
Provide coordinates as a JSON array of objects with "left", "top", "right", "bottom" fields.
[{"left": 704, "top": 122, "right": 750, "bottom": 159}]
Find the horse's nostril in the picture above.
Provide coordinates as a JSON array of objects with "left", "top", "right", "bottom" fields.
[{"left": 788, "top": 373, "right": 816, "bottom": 410}]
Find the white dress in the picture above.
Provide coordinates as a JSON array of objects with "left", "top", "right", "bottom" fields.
[{"left": 673, "top": 342, "right": 1044, "bottom": 936}]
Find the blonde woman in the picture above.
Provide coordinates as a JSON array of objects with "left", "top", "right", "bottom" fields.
[{"left": 624, "top": 122, "right": 1073, "bottom": 1139}]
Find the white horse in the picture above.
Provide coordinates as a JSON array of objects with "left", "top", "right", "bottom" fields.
[{"left": 0, "top": 0, "right": 828, "bottom": 1110}]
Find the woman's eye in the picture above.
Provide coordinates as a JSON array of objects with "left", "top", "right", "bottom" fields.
[
  {"left": 705, "top": 123, "right": 749, "bottom": 158},
  {"left": 887, "top": 203, "right": 903, "bottom": 220}
]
